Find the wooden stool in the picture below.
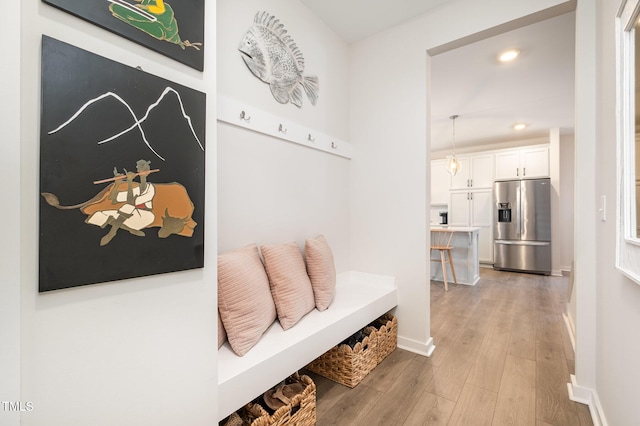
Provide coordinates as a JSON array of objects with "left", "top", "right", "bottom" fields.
[{"left": 430, "top": 229, "right": 458, "bottom": 291}]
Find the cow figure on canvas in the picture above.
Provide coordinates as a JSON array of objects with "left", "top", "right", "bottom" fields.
[{"left": 41, "top": 159, "right": 197, "bottom": 246}]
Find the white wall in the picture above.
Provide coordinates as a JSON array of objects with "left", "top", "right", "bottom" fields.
[
  {"left": 550, "top": 128, "right": 562, "bottom": 276},
  {"left": 0, "top": 0, "right": 22, "bottom": 424},
  {"left": 216, "top": 0, "right": 351, "bottom": 267},
  {"left": 13, "top": 1, "right": 218, "bottom": 424},
  {"left": 572, "top": 0, "right": 599, "bottom": 401},
  {"left": 590, "top": 0, "right": 640, "bottom": 423},
  {"left": 560, "top": 134, "right": 575, "bottom": 272},
  {"left": 217, "top": 123, "right": 351, "bottom": 272},
  {"left": 349, "top": 0, "right": 573, "bottom": 354}
]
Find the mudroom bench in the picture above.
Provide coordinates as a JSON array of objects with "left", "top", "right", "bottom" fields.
[{"left": 218, "top": 270, "right": 398, "bottom": 420}]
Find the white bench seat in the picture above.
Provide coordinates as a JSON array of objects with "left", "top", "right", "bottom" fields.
[{"left": 218, "top": 271, "right": 398, "bottom": 420}]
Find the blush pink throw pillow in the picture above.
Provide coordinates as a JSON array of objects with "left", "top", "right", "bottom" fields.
[
  {"left": 260, "top": 242, "right": 316, "bottom": 330},
  {"left": 218, "top": 244, "right": 276, "bottom": 356},
  {"left": 305, "top": 235, "right": 337, "bottom": 311}
]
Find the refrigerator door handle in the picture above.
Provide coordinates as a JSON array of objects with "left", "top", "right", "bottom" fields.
[
  {"left": 495, "top": 240, "right": 550, "bottom": 246},
  {"left": 516, "top": 185, "right": 522, "bottom": 236}
]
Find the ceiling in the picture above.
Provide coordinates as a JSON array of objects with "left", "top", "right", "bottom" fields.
[
  {"left": 429, "top": 12, "right": 576, "bottom": 152},
  {"left": 299, "top": 0, "right": 451, "bottom": 44},
  {"left": 301, "top": 1, "right": 576, "bottom": 153}
]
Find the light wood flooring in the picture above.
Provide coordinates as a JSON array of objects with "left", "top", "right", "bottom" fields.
[{"left": 304, "top": 268, "right": 593, "bottom": 426}]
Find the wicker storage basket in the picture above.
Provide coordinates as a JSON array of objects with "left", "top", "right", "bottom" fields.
[
  {"left": 266, "top": 373, "right": 316, "bottom": 426},
  {"left": 220, "top": 403, "right": 270, "bottom": 426},
  {"left": 372, "top": 313, "right": 398, "bottom": 364},
  {"left": 305, "top": 327, "right": 378, "bottom": 388},
  {"left": 222, "top": 373, "right": 315, "bottom": 426}
]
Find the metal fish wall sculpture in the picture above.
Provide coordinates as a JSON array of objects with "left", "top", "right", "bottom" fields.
[{"left": 239, "top": 11, "right": 319, "bottom": 108}]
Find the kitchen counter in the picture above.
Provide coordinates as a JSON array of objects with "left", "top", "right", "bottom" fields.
[
  {"left": 431, "top": 226, "right": 481, "bottom": 233},
  {"left": 430, "top": 227, "right": 480, "bottom": 286}
]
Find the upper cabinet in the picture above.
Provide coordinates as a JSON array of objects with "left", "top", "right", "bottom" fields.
[
  {"left": 495, "top": 146, "right": 549, "bottom": 180},
  {"left": 449, "top": 154, "right": 495, "bottom": 190},
  {"left": 431, "top": 159, "right": 450, "bottom": 205}
]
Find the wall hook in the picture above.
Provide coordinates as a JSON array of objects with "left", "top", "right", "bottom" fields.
[
  {"left": 308, "top": 134, "right": 315, "bottom": 142},
  {"left": 239, "top": 111, "right": 251, "bottom": 122},
  {"left": 331, "top": 141, "right": 338, "bottom": 149},
  {"left": 278, "top": 123, "right": 288, "bottom": 134}
]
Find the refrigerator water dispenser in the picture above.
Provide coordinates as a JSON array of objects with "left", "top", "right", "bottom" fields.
[{"left": 497, "top": 203, "right": 511, "bottom": 222}]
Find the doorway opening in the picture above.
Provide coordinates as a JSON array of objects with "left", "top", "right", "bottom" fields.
[{"left": 427, "top": 7, "right": 577, "bottom": 350}]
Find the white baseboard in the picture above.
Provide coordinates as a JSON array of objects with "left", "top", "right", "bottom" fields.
[
  {"left": 568, "top": 375, "right": 608, "bottom": 426},
  {"left": 551, "top": 269, "right": 563, "bottom": 277},
  {"left": 562, "top": 313, "right": 607, "bottom": 426},
  {"left": 397, "top": 336, "right": 436, "bottom": 357}
]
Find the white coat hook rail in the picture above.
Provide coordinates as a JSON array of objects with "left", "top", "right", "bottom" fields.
[{"left": 217, "top": 96, "right": 352, "bottom": 159}]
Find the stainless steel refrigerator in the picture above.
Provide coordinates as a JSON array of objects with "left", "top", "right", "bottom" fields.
[{"left": 493, "top": 178, "right": 551, "bottom": 274}]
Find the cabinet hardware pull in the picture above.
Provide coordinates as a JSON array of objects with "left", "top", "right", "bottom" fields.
[
  {"left": 517, "top": 168, "right": 519, "bottom": 177},
  {"left": 470, "top": 179, "right": 473, "bottom": 187},
  {"left": 523, "top": 167, "right": 526, "bottom": 176}
]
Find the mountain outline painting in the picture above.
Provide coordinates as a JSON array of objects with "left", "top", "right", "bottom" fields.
[
  {"left": 39, "top": 36, "right": 206, "bottom": 292},
  {"left": 42, "top": 0, "right": 205, "bottom": 71}
]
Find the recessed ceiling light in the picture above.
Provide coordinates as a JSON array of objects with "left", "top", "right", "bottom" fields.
[
  {"left": 514, "top": 123, "right": 526, "bottom": 130},
  {"left": 499, "top": 49, "right": 520, "bottom": 62}
]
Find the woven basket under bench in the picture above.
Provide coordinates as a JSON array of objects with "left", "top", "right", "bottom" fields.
[
  {"left": 374, "top": 313, "right": 398, "bottom": 364},
  {"left": 305, "top": 326, "right": 378, "bottom": 388},
  {"left": 220, "top": 373, "right": 316, "bottom": 426},
  {"left": 305, "top": 313, "right": 397, "bottom": 388}
]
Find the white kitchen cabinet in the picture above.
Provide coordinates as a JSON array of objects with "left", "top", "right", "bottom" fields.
[
  {"left": 495, "top": 146, "right": 549, "bottom": 180},
  {"left": 449, "top": 188, "right": 493, "bottom": 263},
  {"left": 494, "top": 151, "right": 520, "bottom": 180},
  {"left": 521, "top": 147, "right": 550, "bottom": 178},
  {"left": 449, "top": 191, "right": 471, "bottom": 226},
  {"left": 431, "top": 159, "right": 450, "bottom": 205},
  {"left": 449, "top": 154, "right": 494, "bottom": 190}
]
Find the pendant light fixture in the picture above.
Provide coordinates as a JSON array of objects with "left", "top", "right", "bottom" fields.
[{"left": 446, "top": 114, "right": 461, "bottom": 176}]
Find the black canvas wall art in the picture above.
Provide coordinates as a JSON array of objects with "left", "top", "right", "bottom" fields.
[
  {"left": 42, "top": 0, "right": 205, "bottom": 71},
  {"left": 39, "top": 36, "right": 206, "bottom": 292}
]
